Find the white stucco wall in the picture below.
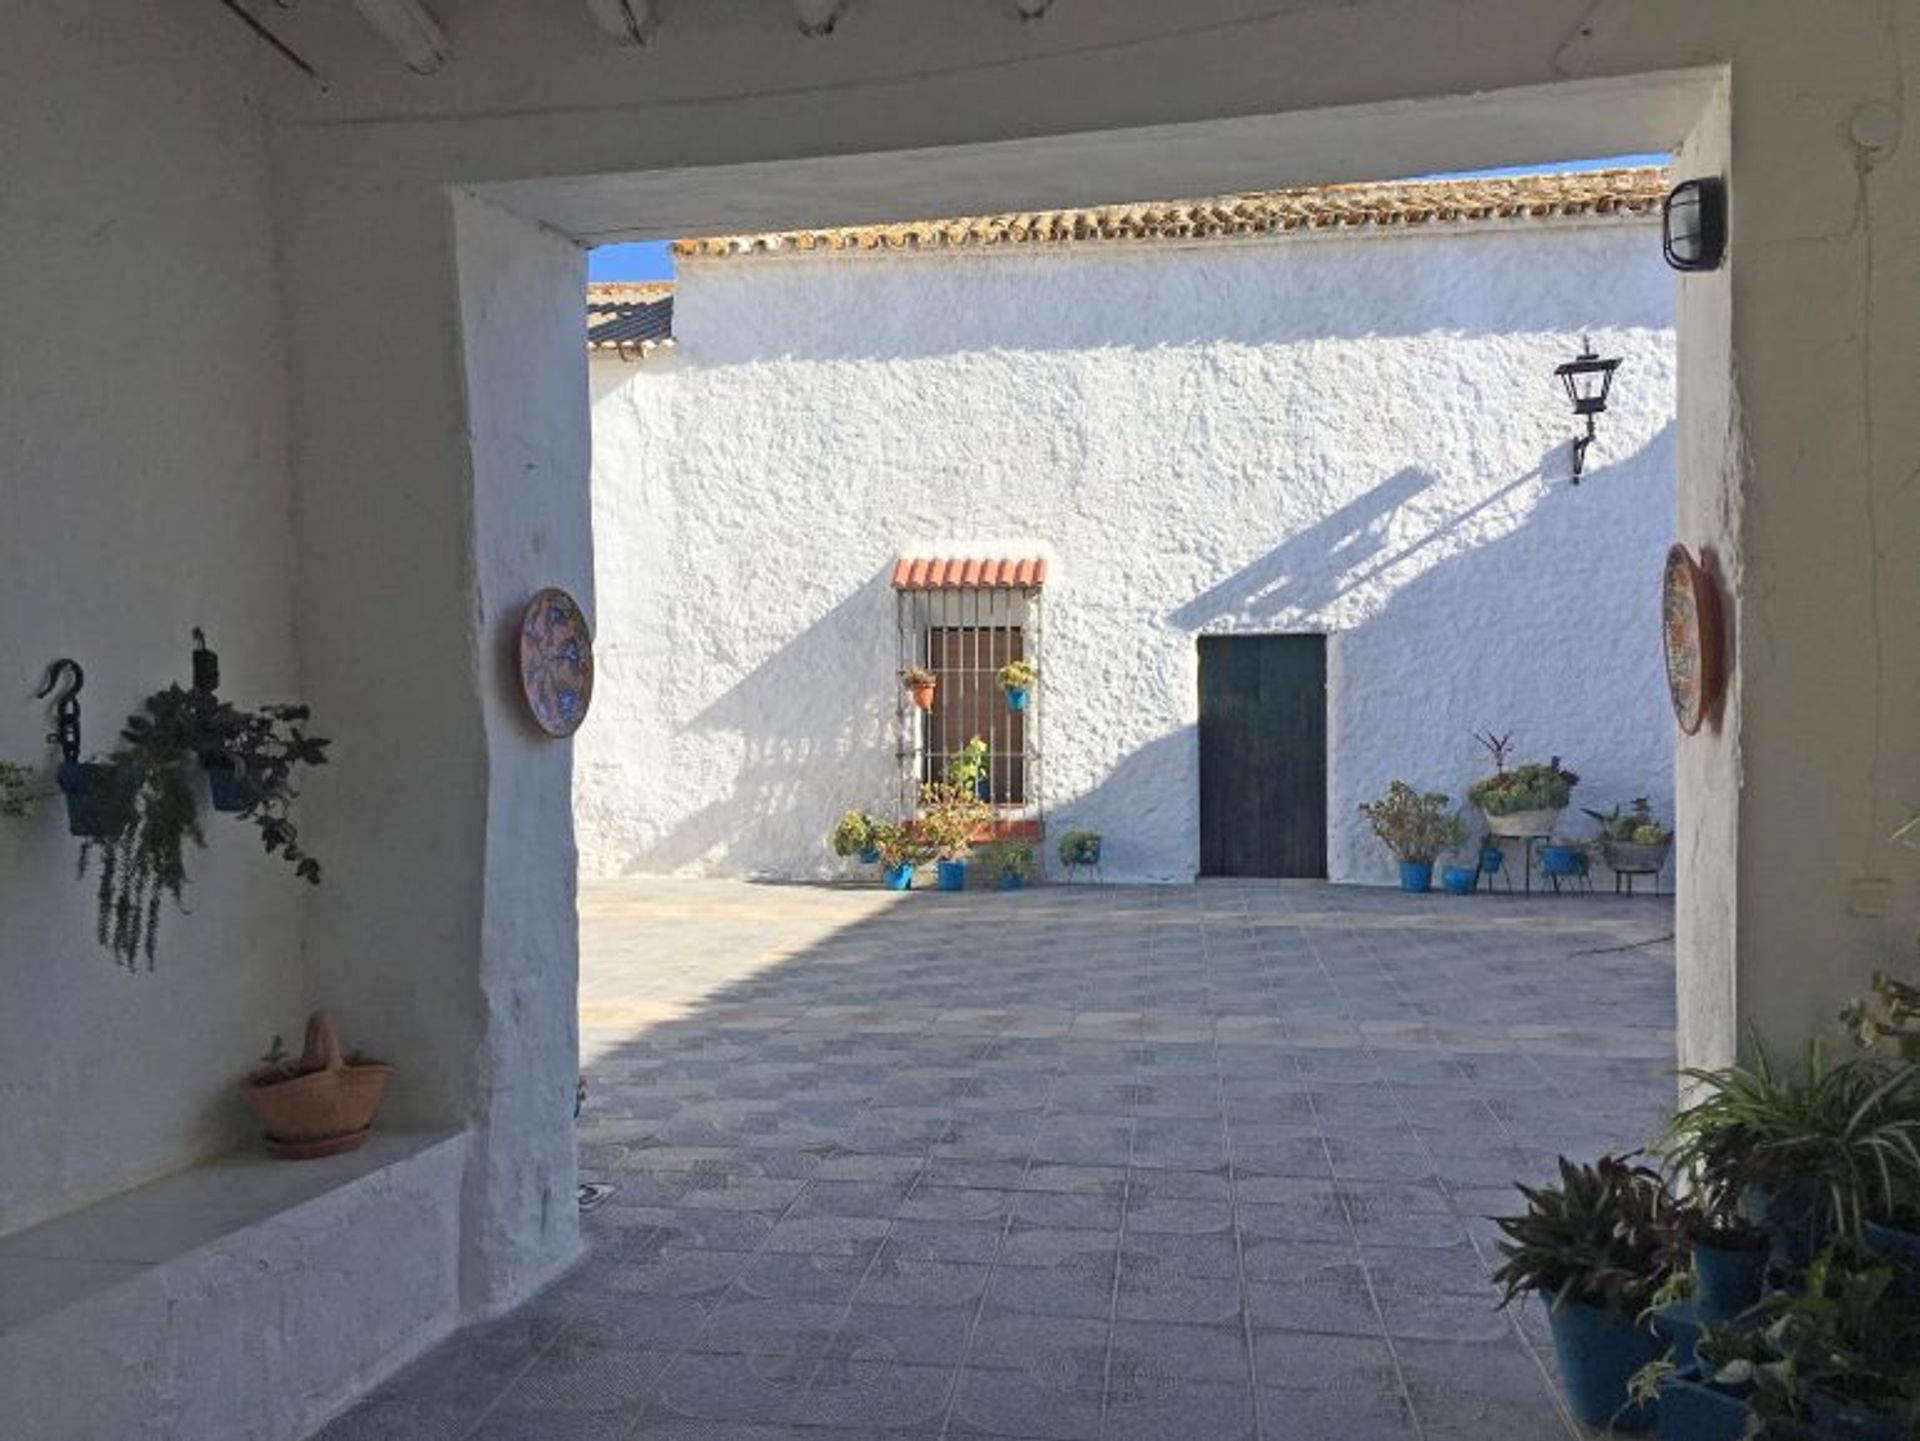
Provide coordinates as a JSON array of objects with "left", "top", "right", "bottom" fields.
[
  {"left": 580, "top": 220, "right": 1676, "bottom": 884},
  {"left": 0, "top": 6, "right": 306, "bottom": 1236}
]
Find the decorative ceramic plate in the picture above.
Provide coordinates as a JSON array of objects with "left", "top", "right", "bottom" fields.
[
  {"left": 1662, "top": 544, "right": 1725, "bottom": 736},
  {"left": 519, "top": 588, "right": 594, "bottom": 737}
]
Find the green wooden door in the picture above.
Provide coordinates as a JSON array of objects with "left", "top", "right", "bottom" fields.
[{"left": 1197, "top": 635, "right": 1327, "bottom": 878}]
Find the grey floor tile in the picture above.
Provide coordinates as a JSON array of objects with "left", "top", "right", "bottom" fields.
[
  {"left": 949, "top": 1361, "right": 1103, "bottom": 1439},
  {"left": 1103, "top": 1376, "right": 1256, "bottom": 1441}
]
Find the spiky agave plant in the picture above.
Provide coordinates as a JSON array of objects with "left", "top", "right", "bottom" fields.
[
  {"left": 1665, "top": 1037, "right": 1920, "bottom": 1244},
  {"left": 1491, "top": 1153, "right": 1677, "bottom": 1314}
]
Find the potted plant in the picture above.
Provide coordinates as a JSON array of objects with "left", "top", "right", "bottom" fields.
[
  {"left": 901, "top": 665, "right": 938, "bottom": 712},
  {"left": 1737, "top": 1245, "right": 1920, "bottom": 1440},
  {"left": 1588, "top": 798, "right": 1675, "bottom": 874},
  {"left": 1356, "top": 780, "right": 1453, "bottom": 892},
  {"left": 997, "top": 659, "right": 1036, "bottom": 713},
  {"left": 1667, "top": 1039, "right": 1920, "bottom": 1270},
  {"left": 1540, "top": 837, "right": 1592, "bottom": 881},
  {"left": 1438, "top": 809, "right": 1479, "bottom": 895},
  {"left": 984, "top": 842, "right": 1035, "bottom": 891},
  {"left": 916, "top": 782, "right": 992, "bottom": 892},
  {"left": 1842, "top": 974, "right": 1920, "bottom": 1289},
  {"left": 870, "top": 820, "right": 925, "bottom": 890},
  {"left": 1468, "top": 731, "right": 1579, "bottom": 837},
  {"left": 946, "top": 736, "right": 992, "bottom": 801},
  {"left": 1492, "top": 1153, "right": 1677, "bottom": 1432},
  {"left": 241, "top": 1011, "right": 392, "bottom": 1159},
  {"left": 1638, "top": 1324, "right": 1768, "bottom": 1441},
  {"left": 71, "top": 681, "right": 328, "bottom": 969},
  {"left": 1058, "top": 829, "right": 1102, "bottom": 878},
  {"left": 830, "top": 809, "right": 881, "bottom": 864}
]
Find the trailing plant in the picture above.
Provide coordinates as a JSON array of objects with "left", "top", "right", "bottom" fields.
[
  {"left": 0, "top": 761, "right": 38, "bottom": 819},
  {"left": 1356, "top": 781, "right": 1454, "bottom": 864},
  {"left": 1841, "top": 970, "right": 1920, "bottom": 1065},
  {"left": 945, "top": 736, "right": 991, "bottom": 794},
  {"left": 983, "top": 842, "right": 1035, "bottom": 884},
  {"left": 1491, "top": 1153, "right": 1678, "bottom": 1314},
  {"left": 1058, "top": 829, "right": 1102, "bottom": 868},
  {"left": 899, "top": 665, "right": 936, "bottom": 690},
  {"left": 997, "top": 659, "right": 1036, "bottom": 693},
  {"left": 914, "top": 782, "right": 992, "bottom": 862},
  {"left": 1666, "top": 1036, "right": 1920, "bottom": 1245},
  {"left": 830, "top": 809, "right": 878, "bottom": 857},
  {"left": 77, "top": 683, "right": 328, "bottom": 969},
  {"left": 1469, "top": 757, "right": 1579, "bottom": 816}
]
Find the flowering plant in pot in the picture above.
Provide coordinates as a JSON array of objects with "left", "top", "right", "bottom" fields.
[
  {"left": 900, "top": 665, "right": 938, "bottom": 712},
  {"left": 241, "top": 1011, "right": 392, "bottom": 1159},
  {"left": 870, "top": 820, "right": 931, "bottom": 890},
  {"left": 1586, "top": 798, "right": 1674, "bottom": 874},
  {"left": 1356, "top": 780, "right": 1452, "bottom": 892},
  {"left": 916, "top": 782, "right": 992, "bottom": 892},
  {"left": 946, "top": 736, "right": 992, "bottom": 801},
  {"left": 1492, "top": 1153, "right": 1677, "bottom": 1432},
  {"left": 1468, "top": 732, "right": 1578, "bottom": 837},
  {"left": 984, "top": 841, "right": 1035, "bottom": 891},
  {"left": 830, "top": 809, "right": 881, "bottom": 863},
  {"left": 997, "top": 659, "right": 1036, "bottom": 713}
]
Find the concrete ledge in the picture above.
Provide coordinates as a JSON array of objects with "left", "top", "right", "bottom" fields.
[{"left": 0, "top": 1129, "right": 468, "bottom": 1440}]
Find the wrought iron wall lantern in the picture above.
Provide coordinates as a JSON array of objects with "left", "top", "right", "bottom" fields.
[
  {"left": 1555, "top": 338, "right": 1622, "bottom": 484},
  {"left": 1663, "top": 178, "right": 1727, "bottom": 272}
]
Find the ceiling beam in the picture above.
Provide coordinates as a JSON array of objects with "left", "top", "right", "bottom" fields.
[
  {"left": 794, "top": 0, "right": 845, "bottom": 37},
  {"left": 585, "top": 0, "right": 658, "bottom": 47},
  {"left": 352, "top": 0, "right": 450, "bottom": 74}
]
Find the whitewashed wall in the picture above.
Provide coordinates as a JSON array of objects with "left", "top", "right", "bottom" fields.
[{"left": 581, "top": 219, "right": 1676, "bottom": 884}]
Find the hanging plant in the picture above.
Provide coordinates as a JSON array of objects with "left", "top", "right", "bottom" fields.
[
  {"left": 77, "top": 683, "right": 329, "bottom": 970},
  {"left": 900, "top": 666, "right": 938, "bottom": 711}
]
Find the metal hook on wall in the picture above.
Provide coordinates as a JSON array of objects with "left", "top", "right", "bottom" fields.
[{"left": 35, "top": 659, "right": 85, "bottom": 764}]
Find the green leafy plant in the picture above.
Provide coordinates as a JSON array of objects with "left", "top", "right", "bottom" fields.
[
  {"left": 1584, "top": 798, "right": 1673, "bottom": 857},
  {"left": 0, "top": 761, "right": 39, "bottom": 819},
  {"left": 1057, "top": 829, "right": 1102, "bottom": 868},
  {"left": 868, "top": 818, "right": 933, "bottom": 871},
  {"left": 77, "top": 683, "right": 328, "bottom": 969},
  {"left": 1356, "top": 781, "right": 1454, "bottom": 864},
  {"left": 1841, "top": 971, "right": 1920, "bottom": 1065},
  {"left": 1469, "top": 758, "right": 1579, "bottom": 816},
  {"left": 945, "top": 736, "right": 991, "bottom": 794},
  {"left": 983, "top": 842, "right": 1035, "bottom": 884},
  {"left": 1439, "top": 808, "right": 1475, "bottom": 862},
  {"left": 830, "top": 809, "right": 878, "bottom": 857},
  {"left": 899, "top": 665, "right": 936, "bottom": 690},
  {"left": 1738, "top": 1244, "right": 1920, "bottom": 1430},
  {"left": 1491, "top": 1153, "right": 1678, "bottom": 1314},
  {"left": 997, "top": 659, "right": 1035, "bottom": 693},
  {"left": 1665, "top": 1037, "right": 1920, "bottom": 1245},
  {"left": 914, "top": 782, "right": 992, "bottom": 862}
]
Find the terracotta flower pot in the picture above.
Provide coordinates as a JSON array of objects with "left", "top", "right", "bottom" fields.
[
  {"left": 241, "top": 1011, "right": 392, "bottom": 1159},
  {"left": 910, "top": 682, "right": 937, "bottom": 711}
]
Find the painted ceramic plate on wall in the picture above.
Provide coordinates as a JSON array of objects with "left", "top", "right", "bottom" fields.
[
  {"left": 519, "top": 588, "right": 594, "bottom": 737},
  {"left": 1662, "top": 544, "right": 1725, "bottom": 736}
]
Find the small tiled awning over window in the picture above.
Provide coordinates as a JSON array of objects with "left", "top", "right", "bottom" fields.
[{"left": 891, "top": 557, "right": 1048, "bottom": 590}]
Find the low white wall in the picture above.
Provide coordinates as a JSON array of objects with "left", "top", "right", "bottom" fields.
[
  {"left": 0, "top": 5, "right": 307, "bottom": 1235},
  {"left": 580, "top": 219, "right": 1676, "bottom": 884}
]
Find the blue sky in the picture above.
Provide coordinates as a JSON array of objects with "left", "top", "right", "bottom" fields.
[{"left": 586, "top": 153, "right": 1670, "bottom": 285}]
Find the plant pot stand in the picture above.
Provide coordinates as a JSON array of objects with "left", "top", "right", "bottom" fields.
[{"left": 1480, "top": 833, "right": 1554, "bottom": 896}]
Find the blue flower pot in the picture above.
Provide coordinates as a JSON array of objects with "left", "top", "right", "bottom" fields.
[
  {"left": 1746, "top": 1179, "right": 1831, "bottom": 1270},
  {"left": 1864, "top": 1219, "right": 1920, "bottom": 1303},
  {"left": 936, "top": 860, "right": 968, "bottom": 892},
  {"left": 1653, "top": 1299, "right": 1702, "bottom": 1369},
  {"left": 1658, "top": 1365, "right": 1753, "bottom": 1441},
  {"left": 996, "top": 873, "right": 1025, "bottom": 891},
  {"left": 1807, "top": 1392, "right": 1907, "bottom": 1441},
  {"left": 1546, "top": 1300, "right": 1662, "bottom": 1433},
  {"left": 1541, "top": 845, "right": 1587, "bottom": 877},
  {"left": 205, "top": 758, "right": 254, "bottom": 813},
  {"left": 882, "top": 863, "right": 914, "bottom": 891},
  {"left": 1006, "top": 687, "right": 1030, "bottom": 712},
  {"left": 1480, "top": 846, "right": 1504, "bottom": 872},
  {"left": 856, "top": 846, "right": 881, "bottom": 865},
  {"left": 56, "top": 760, "right": 136, "bottom": 839},
  {"left": 1693, "top": 1238, "right": 1771, "bottom": 1322},
  {"left": 1397, "top": 861, "right": 1433, "bottom": 893},
  {"left": 1441, "top": 866, "right": 1477, "bottom": 895}
]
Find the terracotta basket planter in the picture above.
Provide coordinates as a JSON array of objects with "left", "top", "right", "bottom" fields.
[
  {"left": 909, "top": 681, "right": 937, "bottom": 711},
  {"left": 241, "top": 1011, "right": 392, "bottom": 1159}
]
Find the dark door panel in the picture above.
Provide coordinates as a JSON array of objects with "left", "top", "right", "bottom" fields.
[{"left": 1198, "top": 635, "right": 1327, "bottom": 878}]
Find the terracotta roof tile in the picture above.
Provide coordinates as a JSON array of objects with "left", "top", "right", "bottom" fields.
[
  {"left": 891, "top": 556, "right": 1048, "bottom": 590},
  {"left": 672, "top": 168, "right": 1666, "bottom": 262},
  {"left": 588, "top": 282, "right": 674, "bottom": 358}
]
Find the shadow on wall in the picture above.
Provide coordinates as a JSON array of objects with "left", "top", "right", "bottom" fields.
[
  {"left": 630, "top": 569, "right": 900, "bottom": 874},
  {"left": 1044, "top": 727, "right": 1199, "bottom": 884}
]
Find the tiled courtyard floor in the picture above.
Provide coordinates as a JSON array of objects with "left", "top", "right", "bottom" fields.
[{"left": 324, "top": 879, "right": 1677, "bottom": 1441}]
